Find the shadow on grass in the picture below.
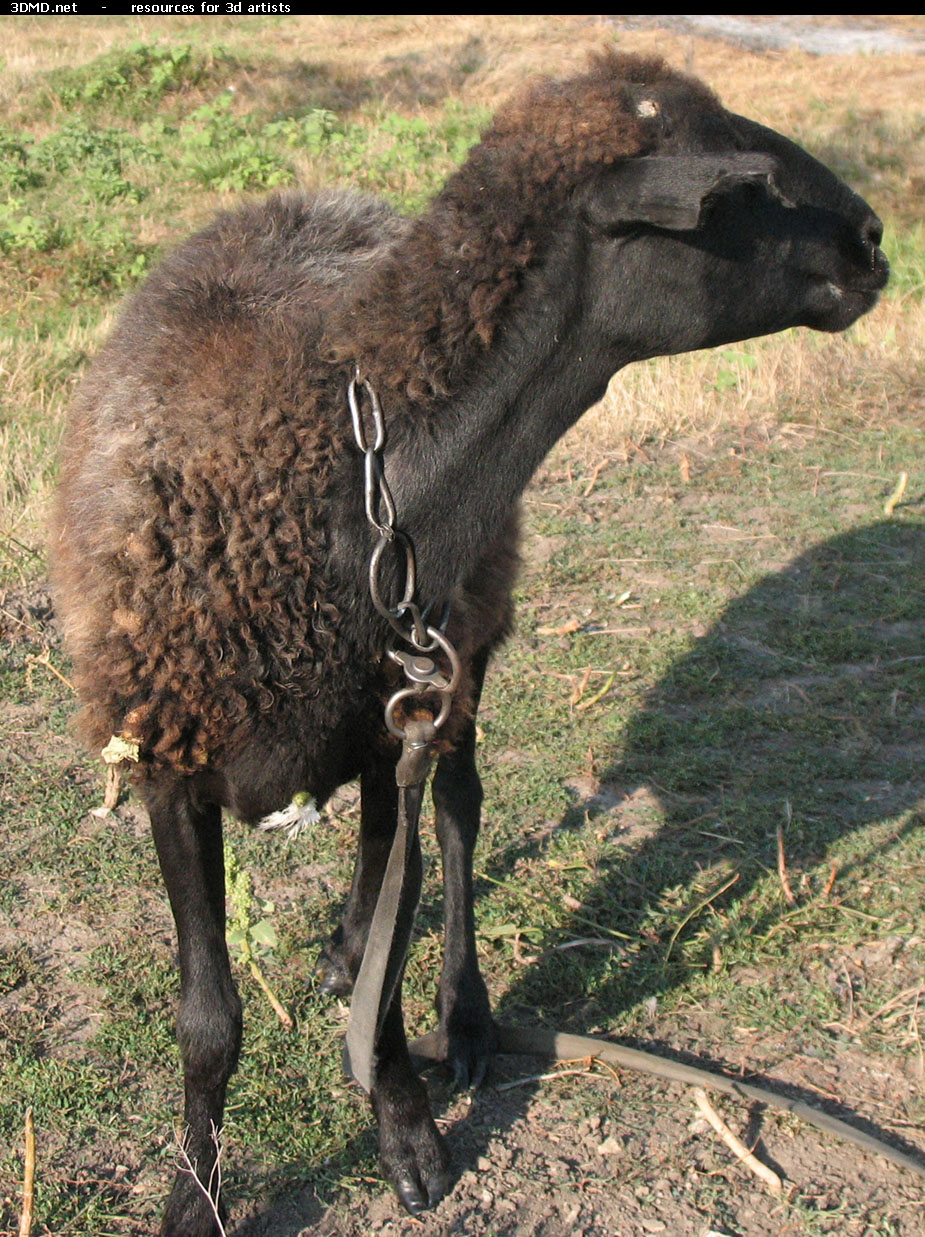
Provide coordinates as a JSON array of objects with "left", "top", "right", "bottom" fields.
[
  {"left": 496, "top": 517, "right": 924, "bottom": 1021},
  {"left": 236, "top": 517, "right": 925, "bottom": 1233}
]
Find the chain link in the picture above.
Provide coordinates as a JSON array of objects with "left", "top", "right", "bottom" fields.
[{"left": 348, "top": 369, "right": 461, "bottom": 740}]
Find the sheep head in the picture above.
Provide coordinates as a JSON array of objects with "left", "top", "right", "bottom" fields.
[{"left": 340, "top": 51, "right": 887, "bottom": 401}]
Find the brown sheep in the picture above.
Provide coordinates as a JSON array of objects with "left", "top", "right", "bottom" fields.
[{"left": 51, "top": 51, "right": 888, "bottom": 1236}]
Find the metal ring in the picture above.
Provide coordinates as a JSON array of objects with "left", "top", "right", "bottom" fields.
[
  {"left": 370, "top": 533, "right": 417, "bottom": 626},
  {"left": 384, "top": 685, "right": 453, "bottom": 739},
  {"left": 348, "top": 373, "right": 385, "bottom": 454}
]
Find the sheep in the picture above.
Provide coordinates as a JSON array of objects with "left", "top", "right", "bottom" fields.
[{"left": 51, "top": 50, "right": 888, "bottom": 1236}]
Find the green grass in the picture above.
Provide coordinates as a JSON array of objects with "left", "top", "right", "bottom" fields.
[{"left": 0, "top": 40, "right": 487, "bottom": 290}]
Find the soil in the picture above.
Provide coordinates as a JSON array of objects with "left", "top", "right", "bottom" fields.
[
  {"left": 614, "top": 14, "right": 925, "bottom": 56},
  {"left": 238, "top": 1048, "right": 925, "bottom": 1237}
]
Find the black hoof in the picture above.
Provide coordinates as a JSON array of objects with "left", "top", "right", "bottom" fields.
[
  {"left": 393, "top": 1163, "right": 450, "bottom": 1214},
  {"left": 441, "top": 1017, "right": 497, "bottom": 1092},
  {"left": 374, "top": 1070, "right": 450, "bottom": 1215},
  {"left": 381, "top": 1115, "right": 450, "bottom": 1214},
  {"left": 436, "top": 970, "right": 497, "bottom": 1091}
]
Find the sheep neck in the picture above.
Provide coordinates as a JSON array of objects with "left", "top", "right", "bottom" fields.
[{"left": 379, "top": 227, "right": 630, "bottom": 608}]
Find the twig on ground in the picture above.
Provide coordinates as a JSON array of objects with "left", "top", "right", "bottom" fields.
[
  {"left": 583, "top": 625, "right": 651, "bottom": 637},
  {"left": 497, "top": 1063, "right": 597, "bottom": 1092},
  {"left": 840, "top": 963, "right": 856, "bottom": 1026},
  {"left": 248, "top": 960, "right": 295, "bottom": 1031},
  {"left": 777, "top": 802, "right": 797, "bottom": 906},
  {"left": 665, "top": 872, "right": 740, "bottom": 960},
  {"left": 910, "top": 988, "right": 924, "bottom": 1079},
  {"left": 176, "top": 1122, "right": 226, "bottom": 1237},
  {"left": 582, "top": 458, "right": 607, "bottom": 497},
  {"left": 18, "top": 1107, "right": 34, "bottom": 1237},
  {"left": 24, "top": 647, "right": 75, "bottom": 693},
  {"left": 693, "top": 1087, "right": 782, "bottom": 1195},
  {"left": 823, "top": 862, "right": 838, "bottom": 899},
  {"left": 569, "top": 665, "right": 593, "bottom": 707},
  {"left": 512, "top": 932, "right": 539, "bottom": 967},
  {"left": 536, "top": 616, "right": 582, "bottom": 636},
  {"left": 711, "top": 934, "right": 723, "bottom": 972},
  {"left": 575, "top": 670, "right": 616, "bottom": 712}
]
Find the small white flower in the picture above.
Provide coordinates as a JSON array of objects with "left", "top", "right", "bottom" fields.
[{"left": 256, "top": 791, "right": 320, "bottom": 840}]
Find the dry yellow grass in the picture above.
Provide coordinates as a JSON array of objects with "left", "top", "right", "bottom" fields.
[
  {"left": 3, "top": 14, "right": 922, "bottom": 116},
  {"left": 0, "top": 15, "right": 921, "bottom": 563},
  {"left": 568, "top": 295, "right": 925, "bottom": 463}
]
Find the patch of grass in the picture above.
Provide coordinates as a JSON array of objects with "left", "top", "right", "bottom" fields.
[
  {"left": 306, "top": 100, "right": 489, "bottom": 209},
  {"left": 38, "top": 41, "right": 243, "bottom": 119},
  {"left": 885, "top": 220, "right": 925, "bottom": 298}
]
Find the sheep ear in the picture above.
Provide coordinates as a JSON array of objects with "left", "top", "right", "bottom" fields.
[{"left": 586, "top": 153, "right": 784, "bottom": 232}]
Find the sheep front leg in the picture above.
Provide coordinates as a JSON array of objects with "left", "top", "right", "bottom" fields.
[
  {"left": 431, "top": 644, "right": 497, "bottom": 1090},
  {"left": 316, "top": 756, "right": 398, "bottom": 996},
  {"left": 370, "top": 809, "right": 450, "bottom": 1214},
  {"left": 316, "top": 761, "right": 449, "bottom": 1211},
  {"left": 318, "top": 646, "right": 497, "bottom": 1091},
  {"left": 148, "top": 782, "right": 242, "bottom": 1237}
]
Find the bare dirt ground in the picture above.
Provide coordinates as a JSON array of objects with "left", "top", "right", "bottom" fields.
[
  {"left": 616, "top": 14, "right": 925, "bottom": 56},
  {"left": 243, "top": 1047, "right": 925, "bottom": 1237}
]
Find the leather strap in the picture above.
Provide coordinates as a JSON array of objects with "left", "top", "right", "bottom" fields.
[
  {"left": 408, "top": 1025, "right": 925, "bottom": 1182},
  {"left": 343, "top": 721, "right": 435, "bottom": 1094}
]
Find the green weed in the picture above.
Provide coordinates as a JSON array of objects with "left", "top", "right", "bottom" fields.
[
  {"left": 41, "top": 41, "right": 239, "bottom": 118},
  {"left": 180, "top": 93, "right": 293, "bottom": 192}
]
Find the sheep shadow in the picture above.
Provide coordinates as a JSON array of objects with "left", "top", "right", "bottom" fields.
[
  {"left": 237, "top": 517, "right": 924, "bottom": 1232},
  {"left": 492, "top": 517, "right": 924, "bottom": 1032}
]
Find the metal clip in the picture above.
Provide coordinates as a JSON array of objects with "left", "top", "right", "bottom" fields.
[{"left": 384, "top": 629, "right": 462, "bottom": 739}]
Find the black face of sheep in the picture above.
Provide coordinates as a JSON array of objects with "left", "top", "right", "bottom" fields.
[
  {"left": 579, "top": 122, "right": 885, "bottom": 359},
  {"left": 51, "top": 53, "right": 887, "bottom": 1236}
]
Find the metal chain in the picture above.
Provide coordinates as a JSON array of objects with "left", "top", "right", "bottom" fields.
[{"left": 348, "top": 369, "right": 461, "bottom": 741}]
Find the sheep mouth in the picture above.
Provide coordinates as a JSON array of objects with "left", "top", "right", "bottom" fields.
[
  {"left": 808, "top": 277, "right": 885, "bottom": 331},
  {"left": 812, "top": 242, "right": 889, "bottom": 296},
  {"left": 827, "top": 280, "right": 882, "bottom": 305}
]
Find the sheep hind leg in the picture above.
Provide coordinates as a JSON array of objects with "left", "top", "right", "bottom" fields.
[
  {"left": 432, "top": 643, "right": 497, "bottom": 1090},
  {"left": 147, "top": 779, "right": 242, "bottom": 1237},
  {"left": 315, "top": 755, "right": 398, "bottom": 997}
]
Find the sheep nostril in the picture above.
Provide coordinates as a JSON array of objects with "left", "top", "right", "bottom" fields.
[{"left": 862, "top": 214, "right": 884, "bottom": 257}]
